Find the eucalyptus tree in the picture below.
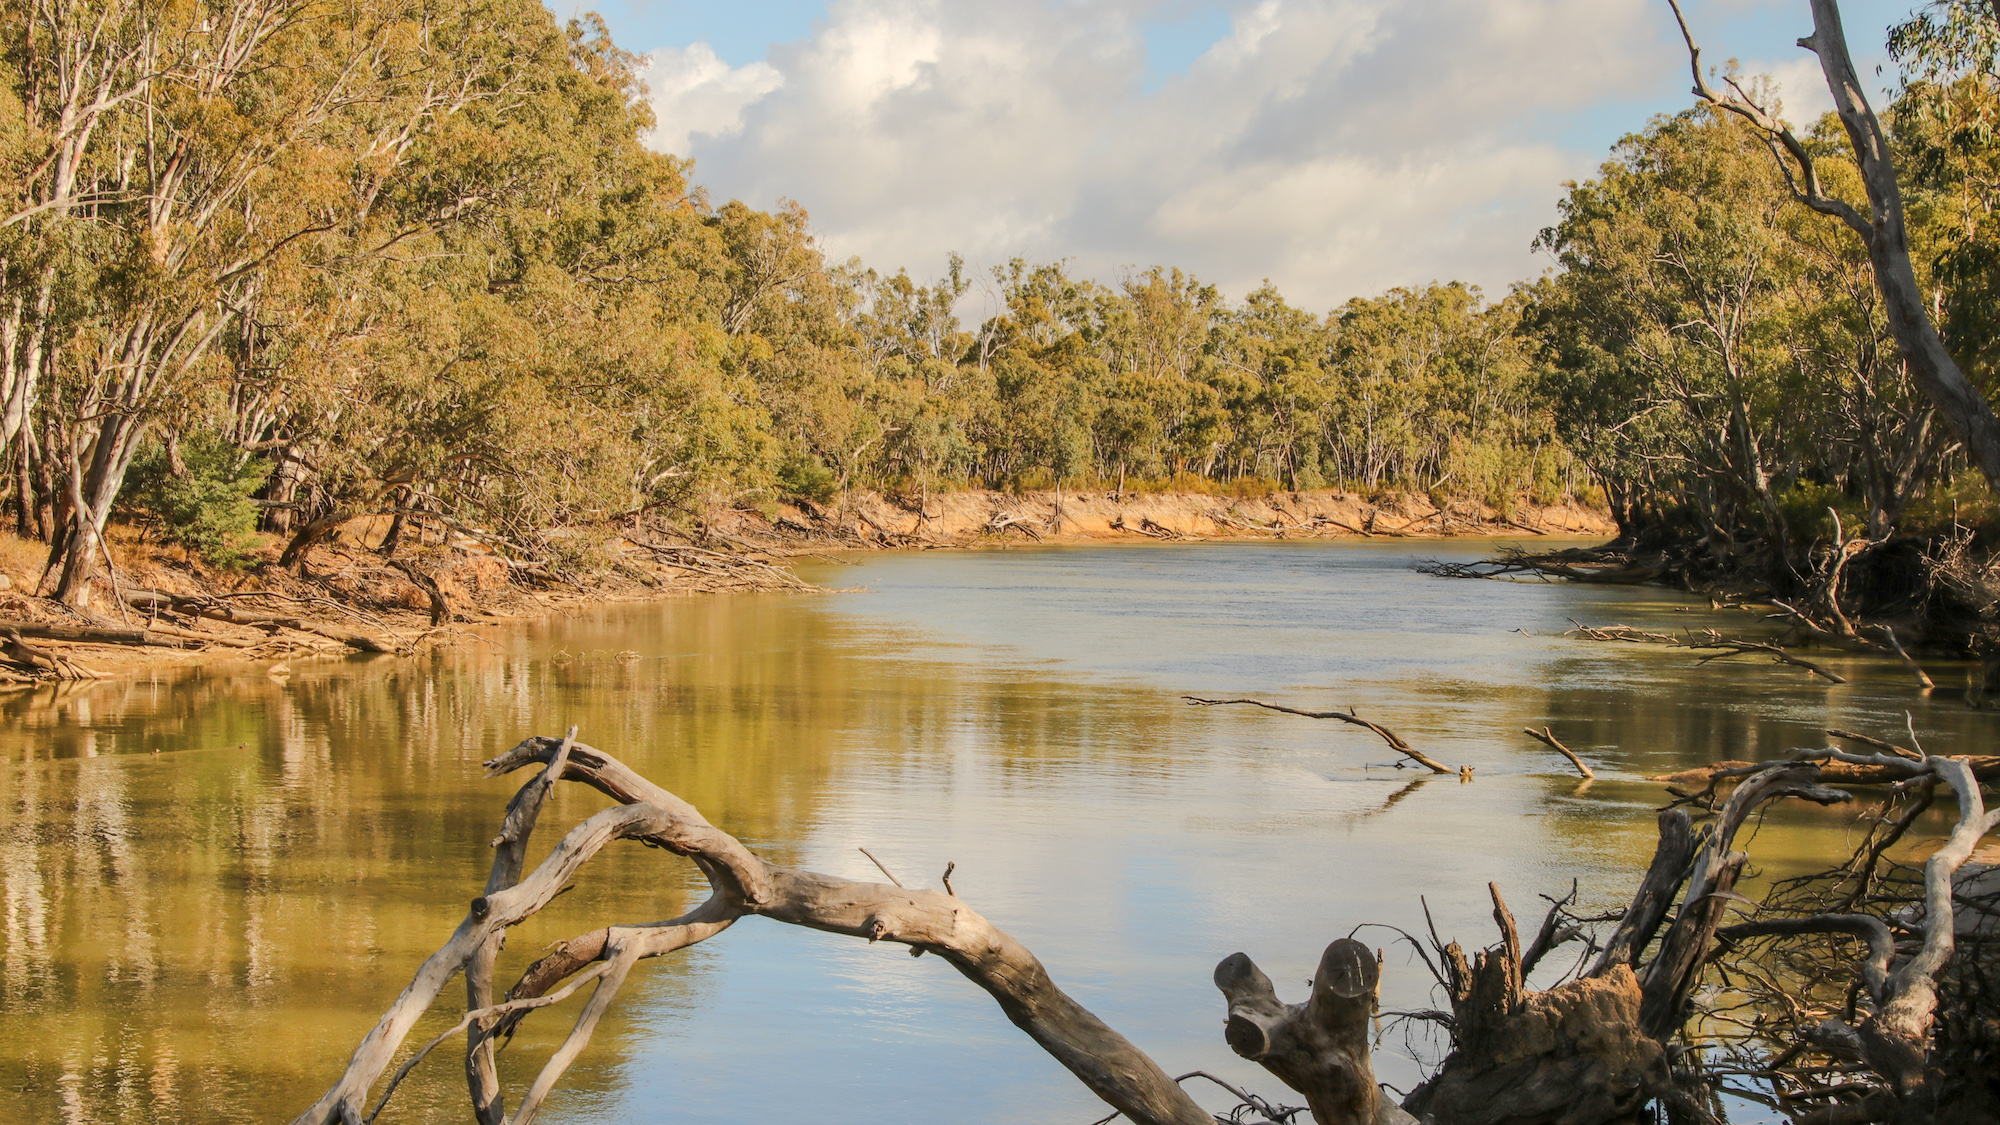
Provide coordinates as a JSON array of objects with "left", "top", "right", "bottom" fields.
[
  {"left": 1668, "top": 0, "right": 2000, "bottom": 498},
  {"left": 1536, "top": 108, "right": 1804, "bottom": 554}
]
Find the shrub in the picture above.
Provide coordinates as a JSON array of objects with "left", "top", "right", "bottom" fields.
[
  {"left": 776, "top": 452, "right": 837, "bottom": 504},
  {"left": 123, "top": 433, "right": 268, "bottom": 569}
]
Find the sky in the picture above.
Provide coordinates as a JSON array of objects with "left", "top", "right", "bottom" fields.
[{"left": 553, "top": 0, "right": 1921, "bottom": 313}]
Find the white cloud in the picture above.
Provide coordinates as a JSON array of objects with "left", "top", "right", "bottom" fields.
[
  {"left": 1761, "top": 55, "right": 1836, "bottom": 124},
  {"left": 641, "top": 43, "right": 784, "bottom": 157},
  {"left": 640, "top": 0, "right": 1696, "bottom": 310}
]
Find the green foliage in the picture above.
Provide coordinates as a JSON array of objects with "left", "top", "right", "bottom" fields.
[
  {"left": 123, "top": 435, "right": 269, "bottom": 569},
  {"left": 3, "top": 0, "right": 1616, "bottom": 590},
  {"left": 1530, "top": 103, "right": 1949, "bottom": 542},
  {"left": 776, "top": 453, "right": 837, "bottom": 504}
]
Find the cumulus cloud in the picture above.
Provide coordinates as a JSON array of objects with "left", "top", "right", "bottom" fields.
[
  {"left": 640, "top": 0, "right": 1696, "bottom": 310},
  {"left": 641, "top": 43, "right": 784, "bottom": 157}
]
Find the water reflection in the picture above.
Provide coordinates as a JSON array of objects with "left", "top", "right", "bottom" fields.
[{"left": 1, "top": 541, "right": 1991, "bottom": 1124}]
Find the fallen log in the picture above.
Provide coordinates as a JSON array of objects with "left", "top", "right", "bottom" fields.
[
  {"left": 1, "top": 627, "right": 103, "bottom": 679},
  {"left": 1651, "top": 753, "right": 2000, "bottom": 789},
  {"left": 298, "top": 733, "right": 1214, "bottom": 1125},
  {"left": 0, "top": 618, "right": 196, "bottom": 648},
  {"left": 1565, "top": 622, "right": 1848, "bottom": 683},
  {"left": 299, "top": 731, "right": 1998, "bottom": 1125}
]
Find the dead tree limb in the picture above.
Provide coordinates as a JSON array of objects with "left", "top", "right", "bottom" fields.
[
  {"left": 1215, "top": 939, "right": 1416, "bottom": 1125},
  {"left": 1568, "top": 623, "right": 1849, "bottom": 683},
  {"left": 298, "top": 734, "right": 1213, "bottom": 1125},
  {"left": 1, "top": 626, "right": 102, "bottom": 679},
  {"left": 1667, "top": 0, "right": 2000, "bottom": 496},
  {"left": 123, "top": 589, "right": 398, "bottom": 653},
  {"left": 1523, "top": 727, "right": 1594, "bottom": 779},
  {"left": 1184, "top": 696, "right": 1453, "bottom": 774},
  {"left": 1826, "top": 728, "right": 1924, "bottom": 762},
  {"left": 1711, "top": 752, "right": 2000, "bottom": 1118}
]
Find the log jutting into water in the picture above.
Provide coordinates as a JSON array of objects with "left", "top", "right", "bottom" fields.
[{"left": 300, "top": 729, "right": 1999, "bottom": 1125}]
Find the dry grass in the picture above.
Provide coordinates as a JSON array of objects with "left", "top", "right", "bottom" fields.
[{"left": 0, "top": 529, "right": 46, "bottom": 591}]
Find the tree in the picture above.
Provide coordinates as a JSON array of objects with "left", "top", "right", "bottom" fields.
[{"left": 1666, "top": 0, "right": 2000, "bottom": 498}]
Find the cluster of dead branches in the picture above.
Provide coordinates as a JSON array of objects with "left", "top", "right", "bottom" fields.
[
  {"left": 299, "top": 720, "right": 1998, "bottom": 1125},
  {"left": 622, "top": 539, "right": 818, "bottom": 591},
  {"left": 1564, "top": 622, "right": 1851, "bottom": 684}
]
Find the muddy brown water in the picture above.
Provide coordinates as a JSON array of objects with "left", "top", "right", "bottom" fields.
[{"left": 2, "top": 540, "right": 1990, "bottom": 1124}]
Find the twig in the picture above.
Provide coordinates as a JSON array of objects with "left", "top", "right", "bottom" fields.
[{"left": 860, "top": 847, "right": 905, "bottom": 888}]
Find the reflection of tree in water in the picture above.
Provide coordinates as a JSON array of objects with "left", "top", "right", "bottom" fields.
[{"left": 0, "top": 600, "right": 1234, "bottom": 1124}]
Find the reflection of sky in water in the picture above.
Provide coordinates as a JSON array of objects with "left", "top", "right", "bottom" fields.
[{"left": 3, "top": 542, "right": 1993, "bottom": 1124}]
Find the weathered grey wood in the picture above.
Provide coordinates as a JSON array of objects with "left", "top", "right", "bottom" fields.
[
  {"left": 467, "top": 727, "right": 574, "bottom": 1125},
  {"left": 1591, "top": 809, "right": 1694, "bottom": 975},
  {"left": 292, "top": 801, "right": 676, "bottom": 1125},
  {"left": 1214, "top": 939, "right": 1413, "bottom": 1125},
  {"left": 301, "top": 736, "right": 1213, "bottom": 1125}
]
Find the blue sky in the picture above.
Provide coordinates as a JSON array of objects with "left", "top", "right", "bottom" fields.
[{"left": 551, "top": 0, "right": 1932, "bottom": 309}]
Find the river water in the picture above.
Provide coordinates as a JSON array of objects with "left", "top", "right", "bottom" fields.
[{"left": 2, "top": 541, "right": 1991, "bottom": 1124}]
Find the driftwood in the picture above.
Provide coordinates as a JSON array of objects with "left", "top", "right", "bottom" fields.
[
  {"left": 1705, "top": 752, "right": 2000, "bottom": 1122},
  {"left": 1417, "top": 546, "right": 1668, "bottom": 585},
  {"left": 1216, "top": 940, "right": 1415, "bottom": 1125},
  {"left": 1650, "top": 751, "right": 2000, "bottom": 791},
  {"left": 1183, "top": 696, "right": 1454, "bottom": 775},
  {"left": 621, "top": 539, "right": 816, "bottom": 590},
  {"left": 1522, "top": 727, "right": 1594, "bottom": 779},
  {"left": 301, "top": 729, "right": 1996, "bottom": 1125},
  {"left": 0, "top": 617, "right": 198, "bottom": 648},
  {"left": 984, "top": 512, "right": 1045, "bottom": 541},
  {"left": 1, "top": 626, "right": 102, "bottom": 679},
  {"left": 1565, "top": 622, "right": 1848, "bottom": 684},
  {"left": 297, "top": 733, "right": 1213, "bottom": 1125}
]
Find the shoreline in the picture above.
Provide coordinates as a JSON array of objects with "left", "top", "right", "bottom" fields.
[{"left": 0, "top": 487, "right": 1614, "bottom": 686}]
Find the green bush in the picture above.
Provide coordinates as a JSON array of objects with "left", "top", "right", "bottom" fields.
[
  {"left": 123, "top": 433, "right": 268, "bottom": 569},
  {"left": 776, "top": 452, "right": 837, "bottom": 504}
]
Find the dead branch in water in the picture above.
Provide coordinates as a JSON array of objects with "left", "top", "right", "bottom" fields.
[
  {"left": 1182, "top": 696, "right": 1454, "bottom": 774},
  {"left": 296, "top": 732, "right": 1216, "bottom": 1125},
  {"left": 1701, "top": 752, "right": 2000, "bottom": 1120},
  {"left": 1417, "top": 545, "right": 1669, "bottom": 585},
  {"left": 296, "top": 727, "right": 1999, "bottom": 1125},
  {"left": 1565, "top": 622, "right": 1848, "bottom": 683},
  {"left": 1523, "top": 727, "right": 1595, "bottom": 779}
]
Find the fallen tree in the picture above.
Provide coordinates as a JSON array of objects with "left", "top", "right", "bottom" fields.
[{"left": 300, "top": 731, "right": 1998, "bottom": 1125}]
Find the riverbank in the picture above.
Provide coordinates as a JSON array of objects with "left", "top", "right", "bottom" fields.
[{"left": 0, "top": 488, "right": 1613, "bottom": 684}]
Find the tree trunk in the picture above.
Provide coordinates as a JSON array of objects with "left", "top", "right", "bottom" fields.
[
  {"left": 49, "top": 413, "right": 146, "bottom": 608},
  {"left": 1806, "top": 0, "right": 2000, "bottom": 496}
]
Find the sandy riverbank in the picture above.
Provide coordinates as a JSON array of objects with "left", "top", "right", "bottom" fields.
[{"left": 0, "top": 488, "right": 1613, "bottom": 684}]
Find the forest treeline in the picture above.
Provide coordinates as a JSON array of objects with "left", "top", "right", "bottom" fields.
[{"left": 5, "top": 0, "right": 2000, "bottom": 604}]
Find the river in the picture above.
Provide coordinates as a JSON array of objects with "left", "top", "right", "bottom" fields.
[{"left": 1, "top": 540, "right": 1989, "bottom": 1124}]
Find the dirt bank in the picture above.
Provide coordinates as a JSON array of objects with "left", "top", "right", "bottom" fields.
[
  {"left": 734, "top": 487, "right": 1615, "bottom": 547},
  {"left": 0, "top": 488, "right": 1612, "bottom": 685}
]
